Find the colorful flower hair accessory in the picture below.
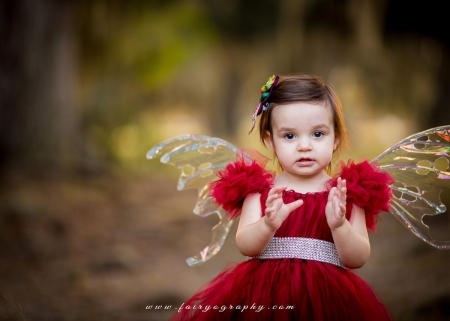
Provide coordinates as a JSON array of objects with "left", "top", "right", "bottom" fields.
[{"left": 249, "top": 75, "right": 279, "bottom": 134}]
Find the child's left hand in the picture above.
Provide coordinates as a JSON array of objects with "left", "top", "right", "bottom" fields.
[{"left": 326, "top": 177, "right": 347, "bottom": 231}]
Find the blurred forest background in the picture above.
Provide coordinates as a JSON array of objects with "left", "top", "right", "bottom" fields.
[{"left": 1, "top": 0, "right": 449, "bottom": 320}]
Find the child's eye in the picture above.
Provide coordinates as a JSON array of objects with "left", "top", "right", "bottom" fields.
[
  {"left": 313, "top": 131, "right": 324, "bottom": 138},
  {"left": 284, "top": 133, "right": 296, "bottom": 140}
]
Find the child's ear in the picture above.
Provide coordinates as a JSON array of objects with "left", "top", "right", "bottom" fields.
[
  {"left": 264, "top": 131, "right": 275, "bottom": 151},
  {"left": 334, "top": 136, "right": 340, "bottom": 151}
]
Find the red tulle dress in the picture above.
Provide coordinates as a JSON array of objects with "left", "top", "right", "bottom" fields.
[{"left": 169, "top": 159, "right": 394, "bottom": 321}]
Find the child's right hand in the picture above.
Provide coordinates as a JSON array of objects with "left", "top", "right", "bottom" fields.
[{"left": 264, "top": 186, "right": 303, "bottom": 231}]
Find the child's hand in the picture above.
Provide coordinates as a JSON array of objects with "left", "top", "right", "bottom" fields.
[
  {"left": 326, "top": 177, "right": 347, "bottom": 231},
  {"left": 264, "top": 186, "right": 303, "bottom": 232}
]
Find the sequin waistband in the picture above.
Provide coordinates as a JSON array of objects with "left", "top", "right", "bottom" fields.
[{"left": 249, "top": 237, "right": 345, "bottom": 268}]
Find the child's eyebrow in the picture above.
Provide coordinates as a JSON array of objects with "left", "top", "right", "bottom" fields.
[
  {"left": 312, "top": 124, "right": 331, "bottom": 130},
  {"left": 277, "top": 127, "right": 297, "bottom": 132}
]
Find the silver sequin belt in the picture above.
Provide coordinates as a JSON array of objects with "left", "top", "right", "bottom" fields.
[{"left": 249, "top": 237, "right": 345, "bottom": 268}]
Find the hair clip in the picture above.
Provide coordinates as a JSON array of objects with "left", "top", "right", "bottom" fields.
[{"left": 248, "top": 75, "right": 279, "bottom": 134}]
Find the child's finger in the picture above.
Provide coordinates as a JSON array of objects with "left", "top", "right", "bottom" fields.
[
  {"left": 266, "top": 193, "right": 280, "bottom": 205},
  {"left": 335, "top": 185, "right": 341, "bottom": 200},
  {"left": 327, "top": 187, "right": 336, "bottom": 202},
  {"left": 265, "top": 207, "right": 274, "bottom": 218},
  {"left": 333, "top": 197, "right": 339, "bottom": 215},
  {"left": 268, "top": 185, "right": 287, "bottom": 195},
  {"left": 334, "top": 197, "right": 344, "bottom": 218},
  {"left": 337, "top": 177, "right": 342, "bottom": 190},
  {"left": 266, "top": 186, "right": 286, "bottom": 206},
  {"left": 339, "top": 203, "right": 346, "bottom": 214},
  {"left": 339, "top": 187, "right": 346, "bottom": 203},
  {"left": 287, "top": 199, "right": 303, "bottom": 213},
  {"left": 340, "top": 179, "right": 347, "bottom": 201}
]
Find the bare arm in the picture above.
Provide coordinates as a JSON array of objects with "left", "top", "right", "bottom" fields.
[
  {"left": 326, "top": 178, "right": 370, "bottom": 269},
  {"left": 236, "top": 186, "right": 303, "bottom": 257}
]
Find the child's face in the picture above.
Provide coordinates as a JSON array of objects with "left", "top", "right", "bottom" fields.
[{"left": 265, "top": 102, "right": 339, "bottom": 178}]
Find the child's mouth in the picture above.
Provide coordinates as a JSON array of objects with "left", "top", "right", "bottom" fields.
[{"left": 296, "top": 158, "right": 315, "bottom": 166}]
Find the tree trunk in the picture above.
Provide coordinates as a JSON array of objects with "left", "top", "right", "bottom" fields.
[{"left": 0, "top": 0, "right": 80, "bottom": 174}]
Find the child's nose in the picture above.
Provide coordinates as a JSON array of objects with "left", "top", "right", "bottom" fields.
[{"left": 297, "top": 137, "right": 312, "bottom": 151}]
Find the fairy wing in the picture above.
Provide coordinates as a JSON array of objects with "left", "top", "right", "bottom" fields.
[
  {"left": 147, "top": 134, "right": 252, "bottom": 266},
  {"left": 371, "top": 125, "right": 450, "bottom": 249}
]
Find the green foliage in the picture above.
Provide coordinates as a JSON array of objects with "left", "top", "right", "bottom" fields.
[
  {"left": 79, "top": 2, "right": 217, "bottom": 167},
  {"left": 113, "top": 2, "right": 217, "bottom": 89}
]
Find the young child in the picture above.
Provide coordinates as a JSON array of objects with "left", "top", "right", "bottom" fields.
[{"left": 170, "top": 74, "right": 394, "bottom": 321}]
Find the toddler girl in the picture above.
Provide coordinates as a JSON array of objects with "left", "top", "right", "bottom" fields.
[{"left": 170, "top": 74, "right": 393, "bottom": 321}]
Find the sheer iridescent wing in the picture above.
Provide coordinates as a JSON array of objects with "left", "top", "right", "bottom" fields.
[
  {"left": 371, "top": 125, "right": 450, "bottom": 249},
  {"left": 147, "top": 135, "right": 252, "bottom": 266}
]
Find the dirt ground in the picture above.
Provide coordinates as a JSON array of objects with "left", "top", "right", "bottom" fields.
[{"left": 0, "top": 169, "right": 449, "bottom": 321}]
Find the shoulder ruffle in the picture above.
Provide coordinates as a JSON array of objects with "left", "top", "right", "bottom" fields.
[
  {"left": 210, "top": 155, "right": 274, "bottom": 219},
  {"left": 329, "top": 160, "right": 394, "bottom": 231}
]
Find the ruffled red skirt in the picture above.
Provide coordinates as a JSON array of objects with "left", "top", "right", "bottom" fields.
[{"left": 169, "top": 258, "right": 392, "bottom": 321}]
